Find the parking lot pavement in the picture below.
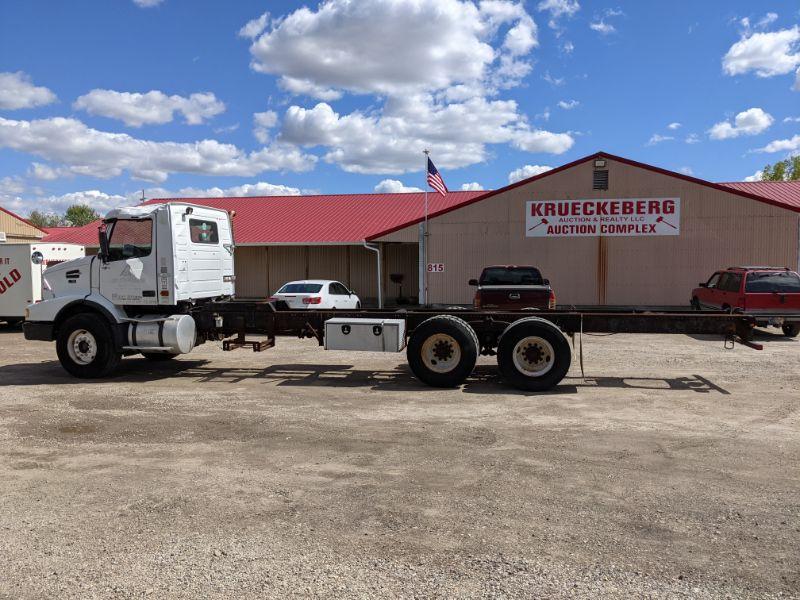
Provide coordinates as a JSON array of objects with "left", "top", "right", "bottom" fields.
[{"left": 0, "top": 326, "right": 798, "bottom": 598}]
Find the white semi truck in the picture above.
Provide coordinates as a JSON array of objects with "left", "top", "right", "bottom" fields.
[
  {"left": 1, "top": 242, "right": 85, "bottom": 326},
  {"left": 23, "top": 202, "right": 762, "bottom": 390}
]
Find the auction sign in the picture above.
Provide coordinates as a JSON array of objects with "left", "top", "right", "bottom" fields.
[{"left": 526, "top": 198, "right": 680, "bottom": 237}]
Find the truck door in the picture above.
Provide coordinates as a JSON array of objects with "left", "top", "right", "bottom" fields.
[{"left": 98, "top": 218, "right": 158, "bottom": 306}]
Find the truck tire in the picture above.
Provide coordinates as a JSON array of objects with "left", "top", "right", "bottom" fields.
[
  {"left": 141, "top": 352, "right": 178, "bottom": 361},
  {"left": 496, "top": 317, "right": 571, "bottom": 392},
  {"left": 782, "top": 324, "right": 799, "bottom": 338},
  {"left": 406, "top": 315, "right": 478, "bottom": 388},
  {"left": 56, "top": 313, "right": 121, "bottom": 378}
]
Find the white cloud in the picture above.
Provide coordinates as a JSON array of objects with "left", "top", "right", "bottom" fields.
[
  {"left": 4, "top": 181, "right": 305, "bottom": 218},
  {"left": 744, "top": 170, "right": 763, "bottom": 181},
  {"left": 795, "top": 67, "right": 800, "bottom": 91},
  {"left": 508, "top": 164, "right": 552, "bottom": 183},
  {"left": 557, "top": 99, "right": 579, "bottom": 110},
  {"left": 678, "top": 166, "right": 693, "bottom": 176},
  {"left": 667, "top": 122, "right": 682, "bottom": 130},
  {"left": 280, "top": 97, "right": 573, "bottom": 174},
  {"left": 722, "top": 27, "right": 800, "bottom": 77},
  {"left": 173, "top": 181, "right": 302, "bottom": 198},
  {"left": 373, "top": 179, "right": 423, "bottom": 193},
  {"left": 28, "top": 162, "right": 72, "bottom": 180},
  {"left": 708, "top": 107, "right": 774, "bottom": 140},
  {"left": 589, "top": 7, "right": 622, "bottom": 35},
  {"left": 74, "top": 89, "right": 225, "bottom": 127},
  {"left": 647, "top": 134, "right": 674, "bottom": 145},
  {"left": 0, "top": 116, "right": 316, "bottom": 183},
  {"left": 685, "top": 133, "right": 700, "bottom": 144},
  {"left": 589, "top": 20, "right": 615, "bottom": 35},
  {"left": 784, "top": 116, "right": 800, "bottom": 123},
  {"left": 238, "top": 12, "right": 269, "bottom": 39},
  {"left": 537, "top": 0, "right": 579, "bottom": 20},
  {"left": 754, "top": 134, "right": 800, "bottom": 153},
  {"left": 0, "top": 176, "right": 25, "bottom": 196},
  {"left": 247, "top": 0, "right": 538, "bottom": 98},
  {"left": 756, "top": 13, "right": 779, "bottom": 29},
  {"left": 0, "top": 72, "right": 57, "bottom": 110},
  {"left": 253, "top": 110, "right": 278, "bottom": 143},
  {"left": 132, "top": 0, "right": 163, "bottom": 6},
  {"left": 460, "top": 182, "right": 484, "bottom": 190},
  {"left": 513, "top": 129, "right": 574, "bottom": 153},
  {"left": 561, "top": 41, "right": 574, "bottom": 53},
  {"left": 542, "top": 71, "right": 565, "bottom": 86}
]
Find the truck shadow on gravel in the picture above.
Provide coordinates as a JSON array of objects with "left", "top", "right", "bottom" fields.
[{"left": 0, "top": 359, "right": 729, "bottom": 395}]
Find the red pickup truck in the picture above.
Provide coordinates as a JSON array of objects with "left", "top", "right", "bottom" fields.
[
  {"left": 691, "top": 266, "right": 800, "bottom": 337},
  {"left": 470, "top": 265, "right": 556, "bottom": 310}
]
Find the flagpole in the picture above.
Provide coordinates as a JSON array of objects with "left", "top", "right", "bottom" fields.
[{"left": 423, "top": 149, "right": 430, "bottom": 307}]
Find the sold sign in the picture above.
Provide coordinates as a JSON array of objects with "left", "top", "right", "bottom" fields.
[{"left": 0, "top": 268, "right": 21, "bottom": 294}]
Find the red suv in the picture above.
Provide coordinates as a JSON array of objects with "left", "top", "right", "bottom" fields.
[{"left": 691, "top": 266, "right": 800, "bottom": 337}]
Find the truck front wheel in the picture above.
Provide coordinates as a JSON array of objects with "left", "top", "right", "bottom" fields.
[
  {"left": 406, "top": 315, "right": 478, "bottom": 388},
  {"left": 497, "top": 317, "right": 571, "bottom": 391},
  {"left": 56, "top": 314, "right": 121, "bottom": 378}
]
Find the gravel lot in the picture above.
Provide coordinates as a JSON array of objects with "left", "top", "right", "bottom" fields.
[{"left": 0, "top": 324, "right": 798, "bottom": 599}]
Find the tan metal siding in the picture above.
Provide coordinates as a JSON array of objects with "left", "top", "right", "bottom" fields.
[
  {"left": 0, "top": 210, "right": 43, "bottom": 242},
  {"left": 234, "top": 246, "right": 269, "bottom": 298},
  {"left": 348, "top": 245, "right": 380, "bottom": 305},
  {"left": 384, "top": 243, "right": 419, "bottom": 303},
  {"left": 267, "top": 246, "right": 307, "bottom": 295},
  {"left": 308, "top": 246, "right": 349, "bottom": 282},
  {"left": 406, "top": 158, "right": 799, "bottom": 306}
]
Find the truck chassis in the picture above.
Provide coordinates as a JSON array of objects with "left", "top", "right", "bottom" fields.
[
  {"left": 25, "top": 300, "right": 766, "bottom": 391},
  {"left": 190, "top": 302, "right": 761, "bottom": 391}
]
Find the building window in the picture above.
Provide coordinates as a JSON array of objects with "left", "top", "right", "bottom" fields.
[
  {"left": 189, "top": 219, "right": 219, "bottom": 244},
  {"left": 593, "top": 169, "right": 609, "bottom": 190}
]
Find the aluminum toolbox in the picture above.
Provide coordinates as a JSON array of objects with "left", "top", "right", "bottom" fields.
[{"left": 324, "top": 317, "right": 406, "bottom": 352}]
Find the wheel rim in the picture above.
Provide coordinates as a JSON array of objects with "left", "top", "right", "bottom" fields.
[
  {"left": 67, "top": 329, "right": 98, "bottom": 365},
  {"left": 512, "top": 336, "right": 555, "bottom": 376},
  {"left": 421, "top": 333, "right": 461, "bottom": 373}
]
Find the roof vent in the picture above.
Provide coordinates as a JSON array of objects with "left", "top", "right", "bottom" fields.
[{"left": 593, "top": 169, "right": 609, "bottom": 190}]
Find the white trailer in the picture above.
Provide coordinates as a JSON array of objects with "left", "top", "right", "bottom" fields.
[{"left": 0, "top": 243, "right": 85, "bottom": 325}]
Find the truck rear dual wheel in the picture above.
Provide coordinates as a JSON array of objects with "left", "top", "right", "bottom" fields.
[
  {"left": 496, "top": 317, "right": 572, "bottom": 392},
  {"left": 783, "top": 324, "right": 800, "bottom": 338},
  {"left": 56, "top": 314, "right": 121, "bottom": 378},
  {"left": 407, "top": 316, "right": 478, "bottom": 388}
]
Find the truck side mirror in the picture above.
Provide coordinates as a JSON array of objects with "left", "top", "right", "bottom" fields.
[
  {"left": 98, "top": 224, "right": 110, "bottom": 263},
  {"left": 542, "top": 278, "right": 550, "bottom": 286},
  {"left": 468, "top": 279, "right": 478, "bottom": 286},
  {"left": 699, "top": 283, "right": 707, "bottom": 288}
]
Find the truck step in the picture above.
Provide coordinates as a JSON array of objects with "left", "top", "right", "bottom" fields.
[{"left": 222, "top": 335, "right": 275, "bottom": 352}]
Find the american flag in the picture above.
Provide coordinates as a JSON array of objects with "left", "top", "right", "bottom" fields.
[{"left": 427, "top": 157, "right": 448, "bottom": 196}]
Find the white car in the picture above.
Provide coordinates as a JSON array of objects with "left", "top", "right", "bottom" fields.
[{"left": 269, "top": 280, "right": 361, "bottom": 309}]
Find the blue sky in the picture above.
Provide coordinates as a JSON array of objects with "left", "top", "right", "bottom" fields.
[{"left": 1, "top": 0, "right": 799, "bottom": 216}]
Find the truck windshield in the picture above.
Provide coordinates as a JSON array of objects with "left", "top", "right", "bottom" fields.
[
  {"left": 106, "top": 219, "right": 152, "bottom": 261},
  {"left": 745, "top": 271, "right": 800, "bottom": 293},
  {"left": 480, "top": 267, "right": 543, "bottom": 285},
  {"left": 278, "top": 283, "right": 323, "bottom": 293}
]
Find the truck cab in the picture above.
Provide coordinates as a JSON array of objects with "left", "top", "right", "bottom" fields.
[{"left": 24, "top": 203, "right": 235, "bottom": 377}]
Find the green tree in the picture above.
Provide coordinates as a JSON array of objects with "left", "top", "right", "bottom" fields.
[
  {"left": 27, "top": 210, "right": 63, "bottom": 229},
  {"left": 64, "top": 204, "right": 99, "bottom": 227},
  {"left": 760, "top": 156, "right": 800, "bottom": 181}
]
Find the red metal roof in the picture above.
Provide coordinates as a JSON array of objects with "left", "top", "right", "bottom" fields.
[
  {"left": 41, "top": 191, "right": 486, "bottom": 245},
  {"left": 717, "top": 181, "right": 800, "bottom": 211}
]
